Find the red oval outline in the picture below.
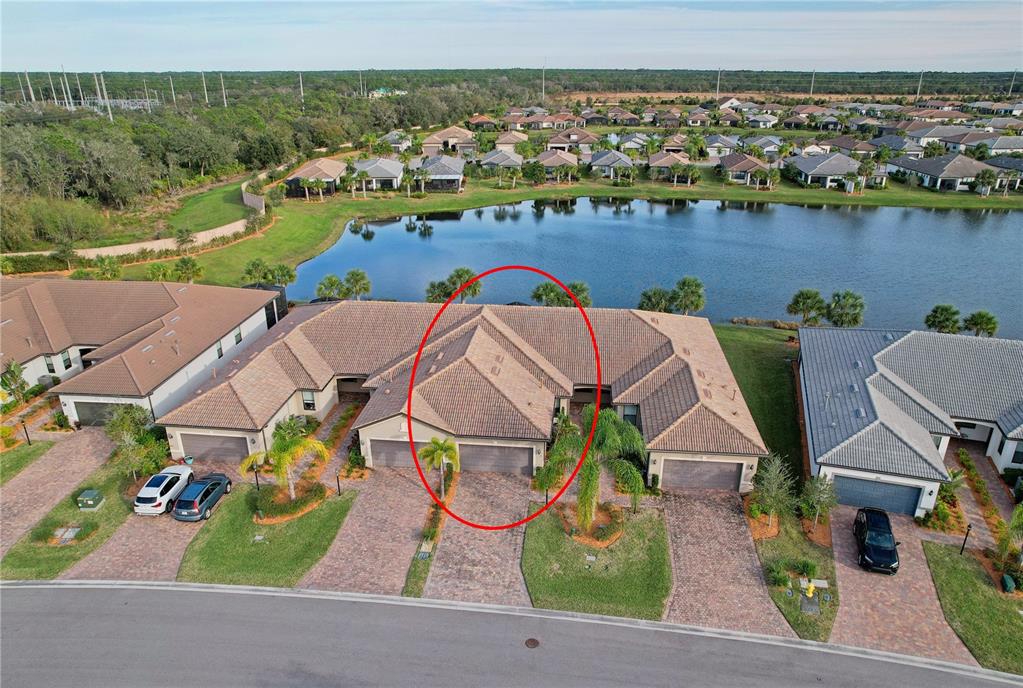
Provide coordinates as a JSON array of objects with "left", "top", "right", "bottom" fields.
[{"left": 405, "top": 264, "right": 602, "bottom": 531}]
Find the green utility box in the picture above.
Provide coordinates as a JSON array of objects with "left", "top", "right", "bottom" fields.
[{"left": 76, "top": 489, "right": 105, "bottom": 511}]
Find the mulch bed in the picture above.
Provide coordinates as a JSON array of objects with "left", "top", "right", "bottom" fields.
[
  {"left": 973, "top": 550, "right": 1023, "bottom": 599},
  {"left": 801, "top": 517, "right": 832, "bottom": 547},
  {"left": 743, "top": 495, "right": 779, "bottom": 541},
  {"left": 553, "top": 502, "right": 625, "bottom": 549}
]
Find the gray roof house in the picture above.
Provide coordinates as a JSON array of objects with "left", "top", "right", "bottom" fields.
[
  {"left": 381, "top": 130, "right": 412, "bottom": 153},
  {"left": 705, "top": 134, "right": 740, "bottom": 157},
  {"left": 799, "top": 327, "right": 1023, "bottom": 516},
  {"left": 886, "top": 154, "right": 1001, "bottom": 192},
  {"left": 868, "top": 135, "right": 924, "bottom": 159},
  {"left": 479, "top": 149, "right": 523, "bottom": 169},
  {"left": 352, "top": 158, "right": 404, "bottom": 190},
  {"left": 410, "top": 155, "right": 466, "bottom": 191},
  {"left": 748, "top": 114, "right": 778, "bottom": 129},
  {"left": 786, "top": 152, "right": 882, "bottom": 189},
  {"left": 740, "top": 135, "right": 782, "bottom": 158},
  {"left": 589, "top": 150, "right": 634, "bottom": 179}
]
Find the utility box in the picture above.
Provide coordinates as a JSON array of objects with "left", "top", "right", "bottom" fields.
[{"left": 76, "top": 489, "right": 105, "bottom": 511}]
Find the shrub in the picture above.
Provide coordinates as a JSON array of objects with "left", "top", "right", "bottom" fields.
[
  {"left": 25, "top": 383, "right": 47, "bottom": 399},
  {"left": 347, "top": 447, "right": 366, "bottom": 470},
  {"left": 593, "top": 504, "right": 625, "bottom": 542},
  {"left": 932, "top": 500, "right": 952, "bottom": 525},
  {"left": 764, "top": 559, "right": 790, "bottom": 587},
  {"left": 30, "top": 517, "right": 61, "bottom": 543},
  {"left": 53, "top": 410, "right": 70, "bottom": 429},
  {"left": 250, "top": 481, "right": 326, "bottom": 518},
  {"left": 0, "top": 425, "right": 15, "bottom": 448},
  {"left": 749, "top": 501, "right": 763, "bottom": 519},
  {"left": 794, "top": 559, "right": 818, "bottom": 578},
  {"left": 75, "top": 518, "right": 99, "bottom": 541}
]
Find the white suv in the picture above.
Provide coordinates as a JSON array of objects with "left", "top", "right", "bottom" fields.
[{"left": 133, "top": 466, "right": 194, "bottom": 515}]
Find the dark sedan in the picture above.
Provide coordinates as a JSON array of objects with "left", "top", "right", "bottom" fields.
[
  {"left": 853, "top": 507, "right": 900, "bottom": 574},
  {"left": 172, "top": 473, "right": 232, "bottom": 522}
]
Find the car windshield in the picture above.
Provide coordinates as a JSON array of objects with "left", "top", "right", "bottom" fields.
[
  {"left": 144, "top": 475, "right": 168, "bottom": 488},
  {"left": 178, "top": 484, "right": 205, "bottom": 501},
  {"left": 866, "top": 530, "right": 896, "bottom": 549}
]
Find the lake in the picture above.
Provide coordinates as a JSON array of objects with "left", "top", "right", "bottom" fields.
[{"left": 292, "top": 198, "right": 1023, "bottom": 338}]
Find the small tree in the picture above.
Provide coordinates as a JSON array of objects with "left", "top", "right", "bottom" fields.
[
  {"left": 975, "top": 168, "right": 998, "bottom": 196},
  {"left": 342, "top": 269, "right": 371, "bottom": 300},
  {"left": 754, "top": 453, "right": 795, "bottom": 527},
  {"left": 268, "top": 264, "right": 296, "bottom": 287},
  {"left": 239, "top": 417, "right": 327, "bottom": 501},
  {"left": 316, "top": 274, "right": 344, "bottom": 300},
  {"left": 146, "top": 263, "right": 174, "bottom": 282},
  {"left": 786, "top": 289, "right": 826, "bottom": 325},
  {"left": 1, "top": 360, "right": 30, "bottom": 408},
  {"left": 672, "top": 276, "right": 706, "bottom": 315},
  {"left": 963, "top": 310, "right": 998, "bottom": 337},
  {"left": 825, "top": 290, "right": 865, "bottom": 328},
  {"left": 418, "top": 437, "right": 460, "bottom": 501},
  {"left": 800, "top": 476, "right": 838, "bottom": 529},
  {"left": 243, "top": 258, "right": 272, "bottom": 284},
  {"left": 416, "top": 167, "right": 432, "bottom": 194},
  {"left": 637, "top": 286, "right": 675, "bottom": 313},
  {"left": 92, "top": 255, "right": 122, "bottom": 281},
  {"left": 174, "top": 227, "right": 196, "bottom": 254},
  {"left": 174, "top": 256, "right": 203, "bottom": 283},
  {"left": 447, "top": 267, "right": 480, "bottom": 303},
  {"left": 924, "top": 304, "right": 961, "bottom": 333},
  {"left": 1009, "top": 504, "right": 1023, "bottom": 566}
]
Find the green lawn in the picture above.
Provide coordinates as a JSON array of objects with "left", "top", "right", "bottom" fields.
[
  {"left": 167, "top": 181, "right": 249, "bottom": 234},
  {"left": 120, "top": 174, "right": 1023, "bottom": 287},
  {"left": 0, "top": 441, "right": 55, "bottom": 486},
  {"left": 521, "top": 505, "right": 671, "bottom": 620},
  {"left": 176, "top": 485, "right": 354, "bottom": 588},
  {"left": 1, "top": 456, "right": 130, "bottom": 580},
  {"left": 755, "top": 513, "right": 839, "bottom": 641},
  {"left": 402, "top": 553, "right": 431, "bottom": 598},
  {"left": 713, "top": 325, "right": 802, "bottom": 476},
  {"left": 924, "top": 542, "right": 1023, "bottom": 675}
]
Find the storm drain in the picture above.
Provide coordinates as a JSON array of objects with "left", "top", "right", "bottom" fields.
[{"left": 524, "top": 638, "right": 540, "bottom": 649}]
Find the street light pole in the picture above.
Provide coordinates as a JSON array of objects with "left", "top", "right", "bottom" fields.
[
  {"left": 253, "top": 468, "right": 260, "bottom": 492},
  {"left": 960, "top": 523, "right": 972, "bottom": 555},
  {"left": 20, "top": 420, "right": 31, "bottom": 446}
]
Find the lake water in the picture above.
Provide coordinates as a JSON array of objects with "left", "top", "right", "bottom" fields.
[{"left": 292, "top": 198, "right": 1023, "bottom": 338}]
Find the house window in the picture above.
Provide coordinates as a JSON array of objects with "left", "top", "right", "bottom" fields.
[
  {"left": 233, "top": 327, "right": 242, "bottom": 345},
  {"left": 44, "top": 356, "right": 56, "bottom": 374},
  {"left": 1013, "top": 443, "right": 1023, "bottom": 465},
  {"left": 216, "top": 342, "right": 223, "bottom": 359},
  {"left": 621, "top": 404, "right": 640, "bottom": 428},
  {"left": 302, "top": 391, "right": 316, "bottom": 411},
  {"left": 60, "top": 351, "right": 72, "bottom": 370}
]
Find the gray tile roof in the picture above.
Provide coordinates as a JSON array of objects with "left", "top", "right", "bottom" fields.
[
  {"left": 413, "top": 155, "right": 466, "bottom": 177},
  {"left": 986, "top": 155, "right": 1023, "bottom": 173},
  {"left": 590, "top": 150, "right": 634, "bottom": 168},
  {"left": 868, "top": 135, "right": 923, "bottom": 153},
  {"left": 353, "top": 157, "right": 403, "bottom": 179},
  {"left": 888, "top": 153, "right": 995, "bottom": 179},
  {"left": 787, "top": 152, "right": 860, "bottom": 176},
  {"left": 479, "top": 149, "right": 523, "bottom": 168}
]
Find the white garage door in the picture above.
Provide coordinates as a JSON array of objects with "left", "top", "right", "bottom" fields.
[
  {"left": 371, "top": 440, "right": 426, "bottom": 468},
  {"left": 458, "top": 444, "right": 532, "bottom": 475},
  {"left": 180, "top": 434, "right": 249, "bottom": 461},
  {"left": 661, "top": 460, "right": 742, "bottom": 490}
]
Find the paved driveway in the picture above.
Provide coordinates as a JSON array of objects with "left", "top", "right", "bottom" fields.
[
  {"left": 662, "top": 491, "right": 794, "bottom": 637},
  {"left": 829, "top": 506, "right": 977, "bottom": 666},
  {"left": 1, "top": 429, "right": 113, "bottom": 557},
  {"left": 423, "top": 473, "right": 532, "bottom": 607},
  {"left": 300, "top": 469, "right": 427, "bottom": 595},
  {"left": 61, "top": 513, "right": 203, "bottom": 581}
]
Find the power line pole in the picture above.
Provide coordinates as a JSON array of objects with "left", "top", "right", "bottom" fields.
[
  {"left": 24, "top": 71, "right": 35, "bottom": 102},
  {"left": 75, "top": 73, "right": 84, "bottom": 105},
  {"left": 541, "top": 60, "right": 546, "bottom": 104},
  {"left": 16, "top": 72, "right": 26, "bottom": 102},
  {"left": 298, "top": 72, "right": 304, "bottom": 110},
  {"left": 358, "top": 70, "right": 364, "bottom": 97},
  {"left": 99, "top": 72, "right": 113, "bottom": 121},
  {"left": 915, "top": 70, "right": 924, "bottom": 101},
  {"left": 47, "top": 72, "right": 58, "bottom": 105},
  {"left": 219, "top": 73, "right": 227, "bottom": 106},
  {"left": 169, "top": 75, "right": 177, "bottom": 107},
  {"left": 201, "top": 71, "right": 209, "bottom": 105},
  {"left": 809, "top": 70, "right": 816, "bottom": 97},
  {"left": 61, "top": 65, "right": 74, "bottom": 110},
  {"left": 143, "top": 78, "right": 152, "bottom": 112},
  {"left": 715, "top": 68, "right": 721, "bottom": 99},
  {"left": 93, "top": 72, "right": 102, "bottom": 108},
  {"left": 1008, "top": 70, "right": 1017, "bottom": 96}
]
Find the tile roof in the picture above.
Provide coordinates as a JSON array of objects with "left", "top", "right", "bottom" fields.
[
  {"left": 888, "top": 153, "right": 996, "bottom": 179},
  {"left": 718, "top": 153, "right": 767, "bottom": 172},
  {"left": 411, "top": 155, "right": 466, "bottom": 177},
  {"left": 868, "top": 135, "right": 923, "bottom": 153},
  {"left": 590, "top": 150, "right": 634, "bottom": 168},
  {"left": 479, "top": 149, "right": 523, "bottom": 167},
  {"left": 822, "top": 135, "right": 877, "bottom": 153},
  {"left": 496, "top": 131, "right": 528, "bottom": 145},
  {"left": 549, "top": 128, "right": 599, "bottom": 146},
  {"left": 536, "top": 150, "right": 579, "bottom": 168},
  {"left": 286, "top": 157, "right": 347, "bottom": 181},
  {"left": 159, "top": 302, "right": 766, "bottom": 456},
  {"left": 352, "top": 157, "right": 403, "bottom": 178},
  {"left": 422, "top": 126, "right": 475, "bottom": 145},
  {"left": 787, "top": 152, "right": 860, "bottom": 176}
]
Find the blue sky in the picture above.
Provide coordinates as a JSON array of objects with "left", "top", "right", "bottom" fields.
[{"left": 2, "top": 1, "right": 1021, "bottom": 72}]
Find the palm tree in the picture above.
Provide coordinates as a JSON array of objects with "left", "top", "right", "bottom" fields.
[
  {"left": 316, "top": 274, "right": 344, "bottom": 300},
  {"left": 1, "top": 360, "right": 30, "bottom": 408},
  {"left": 401, "top": 169, "right": 416, "bottom": 197},
  {"left": 356, "top": 170, "right": 370, "bottom": 198},
  {"left": 558, "top": 165, "right": 574, "bottom": 185},
  {"left": 1008, "top": 504, "right": 1023, "bottom": 565},
  {"left": 637, "top": 286, "right": 675, "bottom": 313},
  {"left": 94, "top": 255, "right": 122, "bottom": 280},
  {"left": 508, "top": 167, "right": 522, "bottom": 189},
  {"left": 751, "top": 168, "right": 769, "bottom": 189},
  {"left": 843, "top": 171, "right": 860, "bottom": 194},
  {"left": 925, "top": 304, "right": 961, "bottom": 333},
  {"left": 243, "top": 258, "right": 271, "bottom": 284},
  {"left": 342, "top": 269, "right": 371, "bottom": 300},
  {"left": 312, "top": 178, "right": 327, "bottom": 201},
  {"left": 826, "top": 290, "right": 866, "bottom": 328},
  {"left": 418, "top": 437, "right": 460, "bottom": 501},
  {"left": 174, "top": 227, "right": 196, "bottom": 254},
  {"left": 174, "top": 256, "right": 203, "bottom": 284},
  {"left": 975, "top": 168, "right": 998, "bottom": 196},
  {"left": 146, "top": 262, "right": 174, "bottom": 282},
  {"left": 447, "top": 267, "right": 480, "bottom": 303},
  {"left": 576, "top": 405, "right": 647, "bottom": 522},
  {"left": 416, "top": 167, "right": 432, "bottom": 194},
  {"left": 269, "top": 264, "right": 296, "bottom": 287},
  {"left": 786, "top": 289, "right": 826, "bottom": 325},
  {"left": 239, "top": 418, "right": 328, "bottom": 502},
  {"left": 672, "top": 276, "right": 706, "bottom": 315},
  {"left": 963, "top": 310, "right": 998, "bottom": 337},
  {"left": 669, "top": 163, "right": 684, "bottom": 187},
  {"left": 299, "top": 178, "right": 312, "bottom": 201},
  {"left": 682, "top": 164, "right": 701, "bottom": 186},
  {"left": 857, "top": 160, "right": 876, "bottom": 191}
]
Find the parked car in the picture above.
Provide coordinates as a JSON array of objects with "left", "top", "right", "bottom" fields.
[
  {"left": 171, "top": 472, "right": 232, "bottom": 522},
  {"left": 853, "top": 507, "right": 900, "bottom": 574},
  {"left": 134, "top": 466, "right": 194, "bottom": 515}
]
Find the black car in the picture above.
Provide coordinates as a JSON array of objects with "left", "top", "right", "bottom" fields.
[
  {"left": 853, "top": 507, "right": 900, "bottom": 574},
  {"left": 172, "top": 472, "right": 232, "bottom": 522}
]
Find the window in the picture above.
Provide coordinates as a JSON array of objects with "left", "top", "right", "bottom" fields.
[
  {"left": 1013, "top": 443, "right": 1023, "bottom": 465},
  {"left": 621, "top": 404, "right": 639, "bottom": 428},
  {"left": 302, "top": 391, "right": 316, "bottom": 411},
  {"left": 216, "top": 342, "right": 223, "bottom": 359},
  {"left": 233, "top": 327, "right": 242, "bottom": 345},
  {"left": 44, "top": 356, "right": 56, "bottom": 374},
  {"left": 60, "top": 351, "right": 72, "bottom": 370}
]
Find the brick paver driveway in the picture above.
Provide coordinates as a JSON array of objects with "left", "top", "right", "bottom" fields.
[
  {"left": 829, "top": 505, "right": 977, "bottom": 665},
  {"left": 61, "top": 513, "right": 203, "bottom": 581},
  {"left": 423, "top": 473, "right": 532, "bottom": 607},
  {"left": 301, "top": 469, "right": 427, "bottom": 595},
  {"left": 662, "top": 491, "right": 794, "bottom": 637},
  {"left": 1, "top": 429, "right": 112, "bottom": 557}
]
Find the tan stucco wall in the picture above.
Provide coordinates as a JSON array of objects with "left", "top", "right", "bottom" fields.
[{"left": 648, "top": 451, "right": 761, "bottom": 493}]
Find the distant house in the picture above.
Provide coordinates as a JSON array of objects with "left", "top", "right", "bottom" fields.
[
  {"left": 716, "top": 96, "right": 742, "bottom": 110},
  {"left": 611, "top": 110, "right": 641, "bottom": 126},
  {"left": 422, "top": 126, "right": 478, "bottom": 158},
  {"left": 717, "top": 153, "right": 768, "bottom": 184},
  {"left": 783, "top": 114, "right": 808, "bottom": 129},
  {"left": 848, "top": 116, "right": 882, "bottom": 132},
  {"left": 536, "top": 149, "right": 579, "bottom": 178},
  {"left": 618, "top": 132, "right": 651, "bottom": 152},
  {"left": 502, "top": 115, "right": 529, "bottom": 130},
  {"left": 939, "top": 131, "right": 999, "bottom": 153},
  {"left": 760, "top": 103, "right": 786, "bottom": 115},
  {"left": 646, "top": 151, "right": 690, "bottom": 179},
  {"left": 741, "top": 135, "right": 782, "bottom": 159},
  {"left": 748, "top": 114, "right": 778, "bottom": 129},
  {"left": 467, "top": 114, "right": 498, "bottom": 131},
  {"left": 479, "top": 149, "right": 523, "bottom": 170},
  {"left": 410, "top": 155, "right": 466, "bottom": 191},
  {"left": 786, "top": 152, "right": 881, "bottom": 189},
  {"left": 817, "top": 116, "right": 843, "bottom": 131},
  {"left": 351, "top": 158, "right": 404, "bottom": 190},
  {"left": 661, "top": 133, "right": 688, "bottom": 153},
  {"left": 967, "top": 101, "right": 1023, "bottom": 116},
  {"left": 976, "top": 117, "right": 1023, "bottom": 132},
  {"left": 868, "top": 135, "right": 924, "bottom": 159},
  {"left": 985, "top": 156, "right": 1023, "bottom": 189},
  {"left": 704, "top": 134, "right": 740, "bottom": 158},
  {"left": 902, "top": 108, "right": 972, "bottom": 123},
  {"left": 686, "top": 112, "right": 710, "bottom": 127},
  {"left": 589, "top": 150, "right": 634, "bottom": 179},
  {"left": 581, "top": 110, "right": 608, "bottom": 126},
  {"left": 381, "top": 130, "right": 412, "bottom": 153},
  {"left": 495, "top": 130, "right": 528, "bottom": 153},
  {"left": 657, "top": 110, "right": 681, "bottom": 128},
  {"left": 717, "top": 111, "right": 742, "bottom": 127},
  {"left": 548, "top": 127, "right": 599, "bottom": 152},
  {"left": 886, "top": 153, "right": 1000, "bottom": 192},
  {"left": 642, "top": 107, "right": 659, "bottom": 123},
  {"left": 284, "top": 157, "right": 347, "bottom": 197},
  {"left": 792, "top": 142, "right": 829, "bottom": 157},
  {"left": 902, "top": 124, "right": 974, "bottom": 146},
  {"left": 971, "top": 136, "right": 1023, "bottom": 155},
  {"left": 821, "top": 135, "right": 877, "bottom": 157}
]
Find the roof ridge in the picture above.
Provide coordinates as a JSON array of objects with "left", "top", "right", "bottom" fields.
[
  {"left": 873, "top": 418, "right": 948, "bottom": 481},
  {"left": 22, "top": 282, "right": 57, "bottom": 352},
  {"left": 615, "top": 353, "right": 680, "bottom": 400},
  {"left": 697, "top": 400, "right": 769, "bottom": 454},
  {"left": 461, "top": 357, "right": 550, "bottom": 438},
  {"left": 480, "top": 309, "right": 573, "bottom": 393},
  {"left": 648, "top": 400, "right": 702, "bottom": 447}
]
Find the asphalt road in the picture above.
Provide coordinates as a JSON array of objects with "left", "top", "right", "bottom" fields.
[{"left": 2, "top": 582, "right": 1019, "bottom": 688}]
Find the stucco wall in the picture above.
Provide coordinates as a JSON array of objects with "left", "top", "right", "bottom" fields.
[{"left": 648, "top": 451, "right": 760, "bottom": 493}]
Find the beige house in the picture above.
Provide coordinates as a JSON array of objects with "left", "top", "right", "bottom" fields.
[
  {"left": 495, "top": 130, "right": 528, "bottom": 153},
  {"left": 421, "top": 126, "right": 477, "bottom": 157}
]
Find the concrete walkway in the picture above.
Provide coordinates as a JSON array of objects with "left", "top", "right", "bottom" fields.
[
  {"left": 949, "top": 439, "right": 1017, "bottom": 523},
  {"left": 0, "top": 429, "right": 113, "bottom": 556}
]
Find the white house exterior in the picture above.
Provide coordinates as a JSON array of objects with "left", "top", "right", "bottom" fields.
[{"left": 886, "top": 153, "right": 1001, "bottom": 192}]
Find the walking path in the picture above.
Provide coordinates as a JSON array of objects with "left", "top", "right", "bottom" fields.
[
  {"left": 5, "top": 220, "right": 247, "bottom": 259},
  {"left": 949, "top": 439, "right": 1017, "bottom": 523}
]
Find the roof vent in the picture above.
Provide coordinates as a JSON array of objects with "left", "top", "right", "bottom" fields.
[
  {"left": 149, "top": 359, "right": 156, "bottom": 365},
  {"left": 170, "top": 315, "right": 181, "bottom": 323},
  {"left": 854, "top": 408, "right": 866, "bottom": 418},
  {"left": 384, "top": 388, "right": 391, "bottom": 395},
  {"left": 703, "top": 387, "right": 712, "bottom": 399},
  {"left": 853, "top": 360, "right": 863, "bottom": 369},
  {"left": 176, "top": 286, "right": 187, "bottom": 293},
  {"left": 0, "top": 318, "right": 12, "bottom": 326},
  {"left": 696, "top": 369, "right": 706, "bottom": 379},
  {"left": 164, "top": 330, "right": 175, "bottom": 338},
  {"left": 883, "top": 332, "right": 895, "bottom": 341},
  {"left": 227, "top": 370, "right": 238, "bottom": 378},
  {"left": 849, "top": 383, "right": 859, "bottom": 393},
  {"left": 682, "top": 347, "right": 691, "bottom": 356},
  {"left": 435, "top": 351, "right": 444, "bottom": 360},
  {"left": 142, "top": 345, "right": 154, "bottom": 353},
  {"left": 491, "top": 366, "right": 501, "bottom": 375},
  {"left": 428, "top": 365, "right": 437, "bottom": 374}
]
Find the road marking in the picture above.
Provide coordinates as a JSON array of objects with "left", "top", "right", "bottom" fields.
[{"left": 3, "top": 579, "right": 1019, "bottom": 685}]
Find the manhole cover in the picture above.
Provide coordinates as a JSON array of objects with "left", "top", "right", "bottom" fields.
[{"left": 524, "top": 638, "right": 540, "bottom": 649}]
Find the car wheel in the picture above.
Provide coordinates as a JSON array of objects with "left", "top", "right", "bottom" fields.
[
  {"left": 225, "top": 481, "right": 232, "bottom": 494},
  {"left": 166, "top": 501, "right": 174, "bottom": 514},
  {"left": 203, "top": 508, "right": 211, "bottom": 520}
]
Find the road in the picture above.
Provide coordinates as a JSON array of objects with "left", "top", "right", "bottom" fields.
[{"left": 2, "top": 582, "right": 1018, "bottom": 688}]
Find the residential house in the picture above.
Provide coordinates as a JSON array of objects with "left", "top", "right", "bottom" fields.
[
  {"left": 0, "top": 279, "right": 283, "bottom": 426},
  {"left": 976, "top": 117, "right": 1023, "bottom": 132},
  {"left": 740, "top": 135, "right": 782, "bottom": 159},
  {"left": 284, "top": 157, "right": 347, "bottom": 197},
  {"left": 589, "top": 150, "right": 634, "bottom": 179},
  {"left": 903, "top": 124, "right": 975, "bottom": 146},
  {"left": 717, "top": 153, "right": 768, "bottom": 184},
  {"left": 868, "top": 135, "right": 924, "bottom": 159},
  {"left": 787, "top": 152, "right": 881, "bottom": 189},
  {"left": 479, "top": 149, "right": 523, "bottom": 170},
  {"left": 799, "top": 327, "right": 1023, "bottom": 516},
  {"left": 748, "top": 114, "right": 778, "bottom": 129},
  {"left": 967, "top": 101, "right": 1023, "bottom": 116},
  {"left": 704, "top": 134, "right": 740, "bottom": 158},
  {"left": 641, "top": 106, "right": 658, "bottom": 123},
  {"left": 886, "top": 153, "right": 1001, "bottom": 192},
  {"left": 971, "top": 136, "right": 1023, "bottom": 156},
  {"left": 792, "top": 142, "right": 829, "bottom": 157},
  {"left": 760, "top": 103, "right": 786, "bottom": 115},
  {"left": 716, "top": 96, "right": 742, "bottom": 110},
  {"left": 821, "top": 135, "right": 877, "bottom": 157},
  {"left": 817, "top": 116, "right": 843, "bottom": 131},
  {"left": 657, "top": 110, "right": 681, "bottom": 128},
  {"left": 581, "top": 110, "right": 608, "bottom": 126},
  {"left": 548, "top": 127, "right": 599, "bottom": 152},
  {"left": 535, "top": 149, "right": 579, "bottom": 177},
  {"left": 734, "top": 101, "right": 761, "bottom": 114},
  {"left": 646, "top": 151, "right": 690, "bottom": 180},
  {"left": 919, "top": 99, "right": 962, "bottom": 111},
  {"left": 502, "top": 115, "right": 529, "bottom": 131},
  {"left": 848, "top": 116, "right": 882, "bottom": 133},
  {"left": 422, "top": 126, "right": 478, "bottom": 158},
  {"left": 549, "top": 113, "right": 585, "bottom": 129},
  {"left": 783, "top": 114, "right": 809, "bottom": 129},
  {"left": 661, "top": 133, "right": 688, "bottom": 153},
  {"left": 611, "top": 110, "right": 641, "bottom": 126},
  {"left": 901, "top": 108, "right": 972, "bottom": 123},
  {"left": 686, "top": 112, "right": 710, "bottom": 127},
  {"left": 495, "top": 130, "right": 528, "bottom": 153},
  {"left": 381, "top": 130, "right": 412, "bottom": 153},
  {"left": 717, "top": 111, "right": 742, "bottom": 127},
  {"left": 618, "top": 132, "right": 652, "bottom": 153},
  {"left": 410, "top": 155, "right": 466, "bottom": 191},
  {"left": 986, "top": 156, "right": 1023, "bottom": 189},
  {"left": 351, "top": 158, "right": 404, "bottom": 190},
  {"left": 467, "top": 114, "right": 497, "bottom": 131},
  {"left": 939, "top": 132, "right": 999, "bottom": 153}
]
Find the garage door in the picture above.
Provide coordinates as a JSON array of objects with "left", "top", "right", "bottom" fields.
[
  {"left": 180, "top": 434, "right": 249, "bottom": 461},
  {"left": 459, "top": 444, "right": 532, "bottom": 475},
  {"left": 74, "top": 401, "right": 127, "bottom": 426},
  {"left": 660, "top": 459, "right": 742, "bottom": 490},
  {"left": 371, "top": 440, "right": 426, "bottom": 468},
  {"left": 834, "top": 476, "right": 921, "bottom": 515}
]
